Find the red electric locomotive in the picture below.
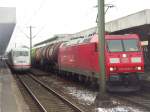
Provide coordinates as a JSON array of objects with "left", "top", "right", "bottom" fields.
[{"left": 58, "top": 34, "right": 144, "bottom": 92}]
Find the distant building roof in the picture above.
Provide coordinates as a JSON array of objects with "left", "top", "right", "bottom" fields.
[
  {"left": 34, "top": 34, "right": 73, "bottom": 47},
  {"left": 105, "top": 9, "right": 150, "bottom": 32},
  {"left": 34, "top": 9, "right": 150, "bottom": 47}
]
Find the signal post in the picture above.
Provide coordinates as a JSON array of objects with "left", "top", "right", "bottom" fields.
[
  {"left": 97, "top": 0, "right": 111, "bottom": 106},
  {"left": 97, "top": 0, "right": 106, "bottom": 95}
]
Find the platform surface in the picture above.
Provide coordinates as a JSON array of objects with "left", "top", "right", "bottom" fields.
[{"left": 0, "top": 61, "right": 30, "bottom": 112}]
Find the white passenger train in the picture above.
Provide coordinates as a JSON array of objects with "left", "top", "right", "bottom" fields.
[{"left": 7, "top": 47, "right": 31, "bottom": 72}]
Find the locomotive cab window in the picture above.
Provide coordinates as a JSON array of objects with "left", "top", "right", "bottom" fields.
[
  {"left": 107, "top": 40, "right": 123, "bottom": 52},
  {"left": 123, "top": 39, "right": 139, "bottom": 51},
  {"left": 13, "top": 51, "right": 28, "bottom": 57},
  {"left": 107, "top": 39, "right": 140, "bottom": 52}
]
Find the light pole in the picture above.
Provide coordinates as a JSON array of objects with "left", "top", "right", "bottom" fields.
[
  {"left": 97, "top": 0, "right": 106, "bottom": 94},
  {"left": 95, "top": 3, "right": 115, "bottom": 23},
  {"left": 28, "top": 26, "right": 38, "bottom": 63},
  {"left": 18, "top": 25, "right": 41, "bottom": 63},
  {"left": 29, "top": 26, "right": 32, "bottom": 63},
  {"left": 105, "top": 4, "right": 115, "bottom": 14}
]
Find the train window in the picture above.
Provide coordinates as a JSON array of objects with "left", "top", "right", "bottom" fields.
[
  {"left": 123, "top": 39, "right": 139, "bottom": 52},
  {"left": 14, "top": 51, "right": 28, "bottom": 57},
  {"left": 107, "top": 40, "right": 123, "bottom": 52},
  {"left": 107, "top": 39, "right": 140, "bottom": 52}
]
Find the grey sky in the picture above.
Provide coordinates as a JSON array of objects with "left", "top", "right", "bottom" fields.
[{"left": 0, "top": 0, "right": 150, "bottom": 50}]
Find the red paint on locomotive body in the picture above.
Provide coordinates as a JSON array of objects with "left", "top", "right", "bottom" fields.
[
  {"left": 32, "top": 33, "right": 144, "bottom": 91},
  {"left": 58, "top": 34, "right": 144, "bottom": 80}
]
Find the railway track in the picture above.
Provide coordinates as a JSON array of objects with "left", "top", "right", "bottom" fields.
[
  {"left": 113, "top": 83, "right": 150, "bottom": 111},
  {"left": 17, "top": 74, "right": 85, "bottom": 112},
  {"left": 29, "top": 69, "right": 150, "bottom": 111},
  {"left": 15, "top": 75, "right": 42, "bottom": 112},
  {"left": 111, "top": 92, "right": 150, "bottom": 111}
]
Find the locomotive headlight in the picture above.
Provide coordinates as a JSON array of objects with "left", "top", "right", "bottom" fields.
[
  {"left": 137, "top": 67, "right": 142, "bottom": 70},
  {"left": 131, "top": 57, "right": 141, "bottom": 63},
  {"left": 122, "top": 54, "right": 127, "bottom": 58},
  {"left": 135, "top": 66, "right": 142, "bottom": 70},
  {"left": 110, "top": 67, "right": 114, "bottom": 71},
  {"left": 14, "top": 60, "right": 17, "bottom": 64},
  {"left": 110, "top": 67, "right": 117, "bottom": 71},
  {"left": 110, "top": 58, "right": 120, "bottom": 63}
]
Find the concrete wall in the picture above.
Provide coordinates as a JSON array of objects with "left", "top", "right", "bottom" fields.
[
  {"left": 105, "top": 9, "right": 150, "bottom": 32},
  {"left": 0, "top": 7, "right": 16, "bottom": 55}
]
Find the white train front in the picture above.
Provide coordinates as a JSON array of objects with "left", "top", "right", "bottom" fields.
[{"left": 7, "top": 47, "right": 31, "bottom": 71}]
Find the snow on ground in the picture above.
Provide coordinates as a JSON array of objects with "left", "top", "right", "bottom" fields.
[
  {"left": 96, "top": 106, "right": 143, "bottom": 112},
  {"left": 65, "top": 86, "right": 97, "bottom": 105},
  {"left": 65, "top": 86, "right": 144, "bottom": 112}
]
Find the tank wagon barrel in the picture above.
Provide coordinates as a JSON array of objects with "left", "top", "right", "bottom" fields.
[{"left": 32, "top": 42, "right": 63, "bottom": 69}]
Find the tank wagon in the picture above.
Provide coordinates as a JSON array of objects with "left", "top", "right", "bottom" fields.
[
  {"left": 7, "top": 47, "right": 31, "bottom": 72},
  {"left": 32, "top": 42, "right": 62, "bottom": 70},
  {"left": 32, "top": 34, "right": 144, "bottom": 92}
]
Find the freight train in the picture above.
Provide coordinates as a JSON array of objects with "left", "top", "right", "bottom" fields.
[
  {"left": 7, "top": 47, "right": 31, "bottom": 72},
  {"left": 32, "top": 34, "right": 144, "bottom": 92}
]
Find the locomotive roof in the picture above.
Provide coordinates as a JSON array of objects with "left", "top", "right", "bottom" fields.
[
  {"left": 11, "top": 47, "right": 29, "bottom": 51},
  {"left": 91, "top": 34, "right": 139, "bottom": 42},
  {"left": 63, "top": 34, "right": 139, "bottom": 46}
]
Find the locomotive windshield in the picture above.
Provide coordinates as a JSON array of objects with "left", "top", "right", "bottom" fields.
[
  {"left": 13, "top": 51, "right": 28, "bottom": 57},
  {"left": 107, "top": 39, "right": 139, "bottom": 52}
]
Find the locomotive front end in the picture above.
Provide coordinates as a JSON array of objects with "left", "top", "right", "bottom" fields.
[{"left": 105, "top": 34, "right": 144, "bottom": 92}]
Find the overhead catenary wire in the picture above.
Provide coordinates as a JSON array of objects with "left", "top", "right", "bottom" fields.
[
  {"left": 24, "top": 0, "right": 47, "bottom": 26},
  {"left": 95, "top": 3, "right": 115, "bottom": 23},
  {"left": 32, "top": 25, "right": 46, "bottom": 38},
  {"left": 17, "top": 25, "right": 30, "bottom": 38}
]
